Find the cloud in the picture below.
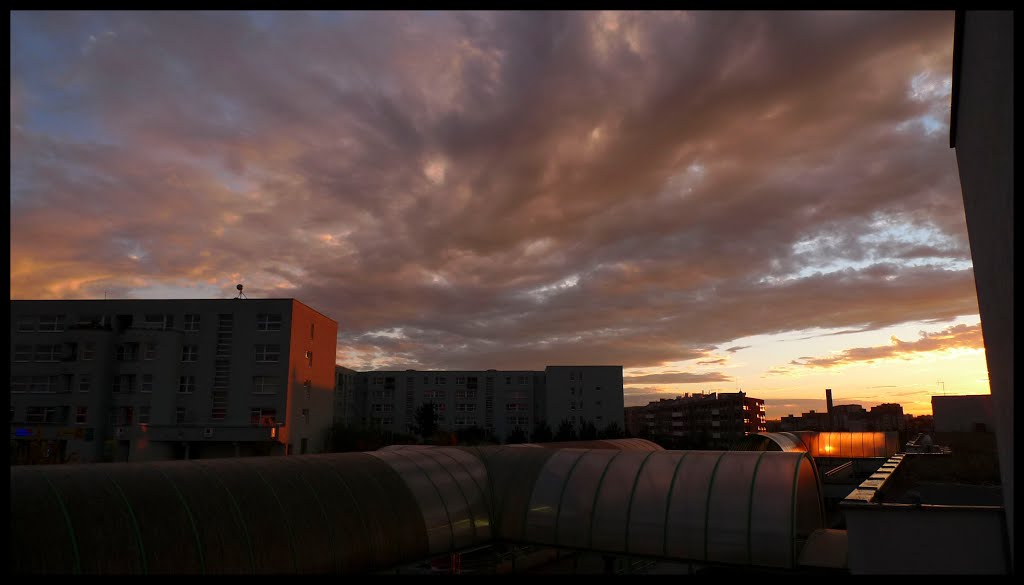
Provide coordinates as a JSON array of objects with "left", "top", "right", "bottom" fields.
[
  {"left": 782, "top": 323, "right": 984, "bottom": 370},
  {"left": 697, "top": 357, "right": 728, "bottom": 365},
  {"left": 624, "top": 371, "right": 733, "bottom": 385},
  {"left": 10, "top": 11, "right": 976, "bottom": 373}
]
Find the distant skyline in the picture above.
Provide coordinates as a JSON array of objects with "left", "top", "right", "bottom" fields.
[{"left": 11, "top": 11, "right": 987, "bottom": 418}]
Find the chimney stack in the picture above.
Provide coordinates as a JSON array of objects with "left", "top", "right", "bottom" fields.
[{"left": 826, "top": 388, "right": 834, "bottom": 430}]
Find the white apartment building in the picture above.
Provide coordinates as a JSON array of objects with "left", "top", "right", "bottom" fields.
[
  {"left": 10, "top": 298, "right": 338, "bottom": 464},
  {"left": 337, "top": 365, "right": 624, "bottom": 440}
]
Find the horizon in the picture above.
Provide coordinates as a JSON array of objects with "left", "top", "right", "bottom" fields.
[{"left": 11, "top": 11, "right": 989, "bottom": 419}]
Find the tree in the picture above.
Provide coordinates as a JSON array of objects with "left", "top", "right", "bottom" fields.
[
  {"left": 532, "top": 421, "right": 554, "bottom": 443},
  {"left": 554, "top": 418, "right": 578, "bottom": 442},
  {"left": 505, "top": 427, "right": 529, "bottom": 444},
  {"left": 414, "top": 401, "right": 439, "bottom": 440},
  {"left": 579, "top": 418, "right": 599, "bottom": 441},
  {"left": 598, "top": 421, "right": 624, "bottom": 440}
]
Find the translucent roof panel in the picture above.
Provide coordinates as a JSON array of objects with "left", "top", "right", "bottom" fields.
[{"left": 758, "top": 431, "right": 899, "bottom": 459}]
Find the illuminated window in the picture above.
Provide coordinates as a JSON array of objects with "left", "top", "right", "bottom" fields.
[
  {"left": 254, "top": 344, "right": 280, "bottom": 362},
  {"left": 250, "top": 408, "right": 277, "bottom": 426},
  {"left": 178, "top": 376, "right": 196, "bottom": 394},
  {"left": 184, "top": 313, "right": 200, "bottom": 332},
  {"left": 256, "top": 313, "right": 282, "bottom": 331},
  {"left": 75, "top": 406, "right": 88, "bottom": 425}
]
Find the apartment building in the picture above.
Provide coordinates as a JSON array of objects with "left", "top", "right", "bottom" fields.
[
  {"left": 337, "top": 365, "right": 624, "bottom": 441},
  {"left": 10, "top": 298, "right": 338, "bottom": 464},
  {"left": 639, "top": 391, "right": 766, "bottom": 448},
  {"left": 334, "top": 365, "right": 358, "bottom": 424}
]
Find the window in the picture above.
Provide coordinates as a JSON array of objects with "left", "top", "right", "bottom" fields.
[
  {"left": 455, "top": 390, "right": 477, "bottom": 400},
  {"left": 372, "top": 390, "right": 394, "bottom": 401},
  {"left": 256, "top": 313, "right": 282, "bottom": 331},
  {"left": 79, "top": 374, "right": 91, "bottom": 393},
  {"left": 144, "top": 343, "right": 158, "bottom": 360},
  {"left": 178, "top": 376, "right": 195, "bottom": 394},
  {"left": 138, "top": 407, "right": 150, "bottom": 425},
  {"left": 381, "top": 416, "right": 394, "bottom": 425},
  {"left": 570, "top": 372, "right": 575, "bottom": 381},
  {"left": 306, "top": 350, "right": 313, "bottom": 367},
  {"left": 424, "top": 390, "right": 446, "bottom": 399},
  {"left": 454, "top": 415, "right": 477, "bottom": 426},
  {"left": 435, "top": 376, "right": 447, "bottom": 385},
  {"left": 456, "top": 403, "right": 477, "bottom": 412},
  {"left": 423, "top": 376, "right": 429, "bottom": 384},
  {"left": 13, "top": 345, "right": 32, "bottom": 362},
  {"left": 506, "top": 415, "right": 529, "bottom": 426},
  {"left": 371, "top": 404, "right": 394, "bottom": 412},
  {"left": 254, "top": 344, "right": 280, "bottom": 362},
  {"left": 505, "top": 377, "right": 512, "bottom": 385},
  {"left": 253, "top": 376, "right": 280, "bottom": 394},
  {"left": 506, "top": 402, "right": 528, "bottom": 411},
  {"left": 11, "top": 377, "right": 29, "bottom": 393},
  {"left": 140, "top": 374, "right": 153, "bottom": 393},
  {"left": 595, "top": 400, "right": 602, "bottom": 407},
  {"left": 302, "top": 408, "right": 310, "bottom": 424},
  {"left": 570, "top": 387, "right": 575, "bottom": 395},
  {"left": 310, "top": 323, "right": 315, "bottom": 339},
  {"left": 176, "top": 407, "right": 187, "bottom": 425},
  {"left": 112, "top": 375, "right": 136, "bottom": 394},
  {"left": 518, "top": 376, "right": 529, "bottom": 385},
  {"left": 184, "top": 313, "right": 200, "bottom": 332},
  {"left": 250, "top": 408, "right": 277, "bottom": 426},
  {"left": 456, "top": 376, "right": 466, "bottom": 385},
  {"left": 75, "top": 406, "right": 88, "bottom": 425},
  {"left": 596, "top": 415, "right": 604, "bottom": 421},
  {"left": 27, "top": 406, "right": 59, "bottom": 424},
  {"left": 595, "top": 386, "right": 601, "bottom": 392},
  {"left": 181, "top": 345, "right": 198, "bottom": 362},
  {"left": 30, "top": 376, "right": 58, "bottom": 394},
  {"left": 373, "top": 376, "right": 384, "bottom": 385},
  {"left": 82, "top": 342, "right": 96, "bottom": 361},
  {"left": 303, "top": 379, "right": 311, "bottom": 400},
  {"left": 17, "top": 317, "right": 35, "bottom": 332},
  {"left": 38, "top": 315, "right": 65, "bottom": 332},
  {"left": 34, "top": 344, "right": 61, "bottom": 362},
  {"left": 432, "top": 403, "right": 446, "bottom": 413},
  {"left": 116, "top": 343, "right": 139, "bottom": 361}
]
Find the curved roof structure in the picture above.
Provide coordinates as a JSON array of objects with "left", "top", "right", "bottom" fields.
[
  {"left": 11, "top": 445, "right": 823, "bottom": 573},
  {"left": 750, "top": 432, "right": 900, "bottom": 459}
]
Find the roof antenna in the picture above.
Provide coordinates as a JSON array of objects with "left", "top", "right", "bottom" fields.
[{"left": 235, "top": 283, "right": 247, "bottom": 299}]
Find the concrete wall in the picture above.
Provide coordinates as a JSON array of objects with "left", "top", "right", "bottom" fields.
[
  {"left": 952, "top": 10, "right": 1014, "bottom": 562},
  {"left": 931, "top": 394, "right": 994, "bottom": 432},
  {"left": 845, "top": 504, "right": 1008, "bottom": 574}
]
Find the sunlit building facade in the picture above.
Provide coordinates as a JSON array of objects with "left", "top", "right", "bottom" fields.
[
  {"left": 638, "top": 391, "right": 767, "bottom": 447},
  {"left": 10, "top": 298, "right": 338, "bottom": 464}
]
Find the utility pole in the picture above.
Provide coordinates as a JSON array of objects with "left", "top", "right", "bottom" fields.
[{"left": 937, "top": 380, "right": 946, "bottom": 395}]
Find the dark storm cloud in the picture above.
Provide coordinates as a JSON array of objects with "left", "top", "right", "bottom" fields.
[{"left": 11, "top": 11, "right": 974, "bottom": 371}]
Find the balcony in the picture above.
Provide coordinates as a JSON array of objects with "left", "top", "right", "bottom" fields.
[{"left": 119, "top": 424, "right": 279, "bottom": 443}]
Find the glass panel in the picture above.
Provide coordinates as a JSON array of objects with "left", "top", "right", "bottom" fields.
[
  {"left": 556, "top": 449, "right": 619, "bottom": 548},
  {"left": 590, "top": 451, "right": 645, "bottom": 552},
  {"left": 841, "top": 432, "right": 853, "bottom": 459},
  {"left": 627, "top": 451, "right": 681, "bottom": 556},
  {"left": 664, "top": 451, "right": 720, "bottom": 560},
  {"left": 369, "top": 451, "right": 451, "bottom": 553},
  {"left": 409, "top": 450, "right": 475, "bottom": 550},
  {"left": 749, "top": 452, "right": 800, "bottom": 568},
  {"left": 705, "top": 452, "right": 759, "bottom": 564},
  {"left": 524, "top": 449, "right": 586, "bottom": 544}
]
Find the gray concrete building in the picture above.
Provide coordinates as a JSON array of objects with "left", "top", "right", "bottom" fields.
[
  {"left": 337, "top": 365, "right": 624, "bottom": 441},
  {"left": 10, "top": 298, "right": 338, "bottom": 463},
  {"left": 932, "top": 394, "right": 995, "bottom": 433}
]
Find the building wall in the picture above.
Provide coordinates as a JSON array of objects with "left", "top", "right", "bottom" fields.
[
  {"left": 932, "top": 394, "right": 994, "bottom": 433},
  {"left": 285, "top": 300, "right": 339, "bottom": 454},
  {"left": 10, "top": 299, "right": 338, "bottom": 463},
  {"left": 637, "top": 392, "right": 766, "bottom": 447},
  {"left": 542, "top": 366, "right": 624, "bottom": 432},
  {"left": 334, "top": 365, "right": 358, "bottom": 424},
  {"left": 951, "top": 10, "right": 1014, "bottom": 560}
]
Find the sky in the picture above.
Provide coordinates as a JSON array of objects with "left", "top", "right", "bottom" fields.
[{"left": 10, "top": 11, "right": 989, "bottom": 418}]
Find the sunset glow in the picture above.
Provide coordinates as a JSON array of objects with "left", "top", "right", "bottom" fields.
[{"left": 11, "top": 11, "right": 986, "bottom": 418}]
